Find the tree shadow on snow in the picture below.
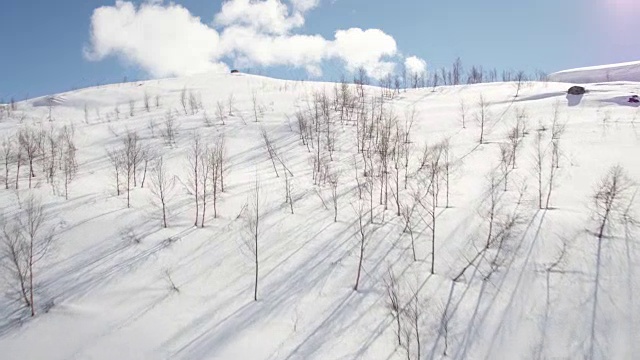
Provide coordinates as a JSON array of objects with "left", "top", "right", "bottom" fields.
[{"left": 597, "top": 96, "right": 640, "bottom": 108}]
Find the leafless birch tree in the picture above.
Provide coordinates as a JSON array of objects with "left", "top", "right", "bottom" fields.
[
  {"left": 150, "top": 156, "right": 174, "bottom": 228},
  {"left": 1, "top": 196, "right": 54, "bottom": 316},
  {"left": 243, "top": 177, "right": 261, "bottom": 301}
]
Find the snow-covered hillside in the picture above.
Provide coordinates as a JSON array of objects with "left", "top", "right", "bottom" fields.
[
  {"left": 548, "top": 60, "right": 640, "bottom": 83},
  {"left": 0, "top": 72, "right": 639, "bottom": 360}
]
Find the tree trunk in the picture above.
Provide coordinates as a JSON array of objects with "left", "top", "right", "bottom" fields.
[
  {"left": 28, "top": 159, "right": 34, "bottom": 188},
  {"left": 431, "top": 209, "right": 436, "bottom": 274},
  {"left": 354, "top": 236, "right": 364, "bottom": 291},
  {"left": 29, "top": 239, "right": 35, "bottom": 316},
  {"left": 141, "top": 160, "right": 148, "bottom": 188}
]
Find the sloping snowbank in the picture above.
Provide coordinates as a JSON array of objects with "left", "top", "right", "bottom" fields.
[
  {"left": 0, "top": 72, "right": 639, "bottom": 360},
  {"left": 548, "top": 60, "right": 640, "bottom": 83}
]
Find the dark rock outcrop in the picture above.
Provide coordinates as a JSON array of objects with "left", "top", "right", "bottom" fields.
[{"left": 567, "top": 86, "right": 586, "bottom": 95}]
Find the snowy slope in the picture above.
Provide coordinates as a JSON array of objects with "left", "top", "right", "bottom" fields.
[
  {"left": 548, "top": 60, "right": 640, "bottom": 83},
  {"left": 0, "top": 72, "right": 639, "bottom": 360}
]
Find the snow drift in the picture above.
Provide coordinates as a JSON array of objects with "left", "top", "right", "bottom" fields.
[{"left": 548, "top": 60, "right": 640, "bottom": 83}]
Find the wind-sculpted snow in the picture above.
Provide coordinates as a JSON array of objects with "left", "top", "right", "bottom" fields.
[{"left": 548, "top": 60, "right": 640, "bottom": 84}]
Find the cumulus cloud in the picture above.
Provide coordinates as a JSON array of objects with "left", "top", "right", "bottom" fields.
[
  {"left": 86, "top": 0, "right": 412, "bottom": 80},
  {"left": 219, "top": 26, "right": 328, "bottom": 69},
  {"left": 214, "top": 0, "right": 304, "bottom": 35},
  {"left": 290, "top": 0, "right": 321, "bottom": 12},
  {"left": 405, "top": 56, "right": 427, "bottom": 75},
  {"left": 331, "top": 28, "right": 397, "bottom": 79},
  {"left": 85, "top": 1, "right": 228, "bottom": 77}
]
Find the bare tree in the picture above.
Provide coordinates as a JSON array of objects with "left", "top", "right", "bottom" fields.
[
  {"left": 150, "top": 156, "right": 174, "bottom": 228},
  {"left": 124, "top": 131, "right": 142, "bottom": 207},
  {"left": 328, "top": 170, "right": 340, "bottom": 222},
  {"left": 513, "top": 70, "right": 528, "bottom": 98},
  {"left": 544, "top": 140, "right": 559, "bottom": 209},
  {"left": 551, "top": 106, "right": 566, "bottom": 171},
  {"left": 452, "top": 57, "right": 463, "bottom": 85},
  {"left": 392, "top": 124, "right": 404, "bottom": 216},
  {"left": 437, "top": 303, "right": 453, "bottom": 357},
  {"left": 284, "top": 163, "right": 294, "bottom": 214},
  {"left": 128, "top": 99, "right": 135, "bottom": 117},
  {"left": 1, "top": 221, "right": 29, "bottom": 310},
  {"left": 45, "top": 127, "right": 61, "bottom": 184},
  {"left": 1, "top": 196, "right": 55, "bottom": 316},
  {"left": 199, "top": 146, "right": 211, "bottom": 227},
  {"left": 459, "top": 98, "right": 467, "bottom": 129},
  {"left": 19, "top": 127, "right": 40, "bottom": 189},
  {"left": 187, "top": 133, "right": 203, "bottom": 226},
  {"left": 139, "top": 146, "right": 154, "bottom": 188},
  {"left": 484, "top": 173, "right": 501, "bottom": 249},
  {"left": 228, "top": 93, "right": 235, "bottom": 117},
  {"left": 180, "top": 87, "right": 188, "bottom": 115},
  {"left": 147, "top": 118, "right": 158, "bottom": 138},
  {"left": 207, "top": 136, "right": 225, "bottom": 219},
  {"left": 416, "top": 142, "right": 444, "bottom": 274},
  {"left": 188, "top": 91, "right": 200, "bottom": 115},
  {"left": 534, "top": 131, "right": 546, "bottom": 209},
  {"left": 107, "top": 148, "right": 124, "bottom": 196},
  {"left": 431, "top": 71, "right": 440, "bottom": 92},
  {"left": 60, "top": 127, "right": 77, "bottom": 200},
  {"left": 243, "top": 177, "right": 261, "bottom": 301},
  {"left": 217, "top": 135, "right": 228, "bottom": 193},
  {"left": 401, "top": 194, "right": 418, "bottom": 261},
  {"left": 592, "top": 165, "right": 636, "bottom": 242},
  {"left": 83, "top": 104, "right": 89, "bottom": 123},
  {"left": 467, "top": 65, "right": 484, "bottom": 84},
  {"left": 202, "top": 111, "right": 213, "bottom": 127},
  {"left": 384, "top": 267, "right": 403, "bottom": 346},
  {"left": 2, "top": 137, "right": 14, "bottom": 189},
  {"left": 499, "top": 143, "right": 513, "bottom": 191},
  {"left": 252, "top": 90, "right": 261, "bottom": 122},
  {"left": 215, "top": 100, "right": 226, "bottom": 125},
  {"left": 588, "top": 165, "right": 637, "bottom": 357},
  {"left": 403, "top": 289, "right": 423, "bottom": 360},
  {"left": 508, "top": 124, "right": 522, "bottom": 170},
  {"left": 46, "top": 97, "right": 54, "bottom": 122},
  {"left": 143, "top": 91, "right": 150, "bottom": 112},
  {"left": 353, "top": 199, "right": 371, "bottom": 291},
  {"left": 442, "top": 139, "right": 452, "bottom": 208},
  {"left": 161, "top": 110, "right": 178, "bottom": 147},
  {"left": 475, "top": 95, "right": 490, "bottom": 144}
]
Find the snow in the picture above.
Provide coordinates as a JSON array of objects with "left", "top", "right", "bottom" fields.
[
  {"left": 0, "top": 70, "right": 639, "bottom": 360},
  {"left": 548, "top": 60, "right": 640, "bottom": 84}
]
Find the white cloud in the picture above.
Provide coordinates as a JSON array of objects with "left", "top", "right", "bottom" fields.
[
  {"left": 219, "top": 26, "right": 329, "bottom": 70},
  {"left": 86, "top": 0, "right": 407, "bottom": 80},
  {"left": 289, "top": 0, "right": 321, "bottom": 12},
  {"left": 85, "top": 1, "right": 228, "bottom": 77},
  {"left": 330, "top": 28, "right": 397, "bottom": 79},
  {"left": 405, "top": 56, "right": 427, "bottom": 75},
  {"left": 214, "top": 0, "right": 304, "bottom": 35}
]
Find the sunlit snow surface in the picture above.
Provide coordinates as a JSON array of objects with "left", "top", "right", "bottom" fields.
[
  {"left": 549, "top": 60, "right": 640, "bottom": 83},
  {"left": 0, "top": 69, "right": 639, "bottom": 360}
]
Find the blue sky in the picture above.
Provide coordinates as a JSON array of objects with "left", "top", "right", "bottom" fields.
[{"left": 1, "top": 0, "right": 639, "bottom": 100}]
